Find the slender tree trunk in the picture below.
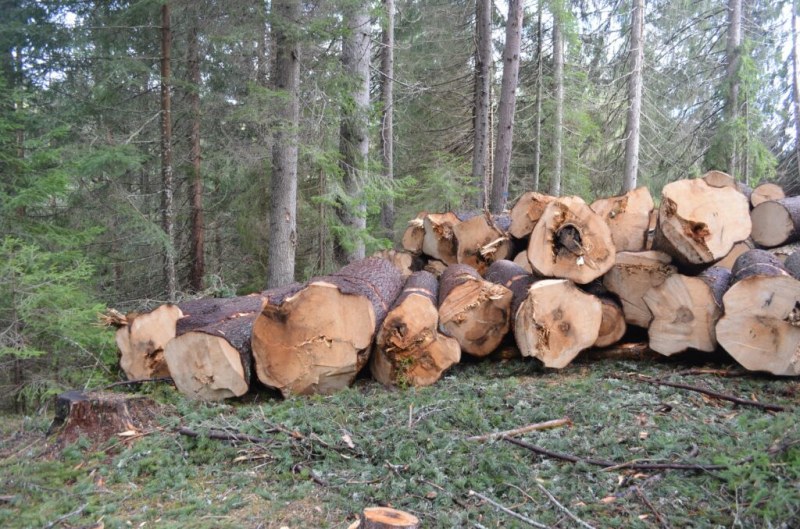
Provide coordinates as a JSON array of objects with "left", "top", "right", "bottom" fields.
[
  {"left": 622, "top": 0, "right": 644, "bottom": 193},
  {"left": 792, "top": 0, "right": 800, "bottom": 180},
  {"left": 160, "top": 3, "right": 177, "bottom": 301},
  {"left": 533, "top": 2, "right": 543, "bottom": 192},
  {"left": 471, "top": 0, "right": 492, "bottom": 209},
  {"left": 379, "top": 0, "right": 395, "bottom": 239},
  {"left": 256, "top": 1, "right": 268, "bottom": 87},
  {"left": 334, "top": 0, "right": 371, "bottom": 266},
  {"left": 187, "top": 20, "right": 205, "bottom": 292},
  {"left": 267, "top": 0, "right": 300, "bottom": 287},
  {"left": 549, "top": 12, "right": 564, "bottom": 197},
  {"left": 489, "top": 0, "right": 523, "bottom": 213},
  {"left": 725, "top": 0, "right": 742, "bottom": 175}
]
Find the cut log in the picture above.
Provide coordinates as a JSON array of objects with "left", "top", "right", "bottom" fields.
[
  {"left": 581, "top": 281, "right": 626, "bottom": 348},
  {"left": 251, "top": 257, "right": 404, "bottom": 396},
  {"left": 716, "top": 250, "right": 800, "bottom": 376},
  {"left": 527, "top": 196, "right": 616, "bottom": 284},
  {"left": 750, "top": 196, "right": 800, "bottom": 248},
  {"left": 422, "top": 212, "right": 461, "bottom": 264},
  {"left": 423, "top": 259, "right": 448, "bottom": 277},
  {"left": 484, "top": 260, "right": 538, "bottom": 325},
  {"left": 602, "top": 250, "right": 676, "bottom": 328},
  {"left": 785, "top": 251, "right": 800, "bottom": 280},
  {"left": 644, "top": 208, "right": 657, "bottom": 250},
  {"left": 652, "top": 178, "right": 751, "bottom": 267},
  {"left": 590, "top": 186, "right": 654, "bottom": 252},
  {"left": 643, "top": 267, "right": 730, "bottom": 356},
  {"left": 115, "top": 304, "right": 183, "bottom": 380},
  {"left": 514, "top": 279, "right": 602, "bottom": 368},
  {"left": 512, "top": 250, "right": 533, "bottom": 273},
  {"left": 401, "top": 213, "right": 426, "bottom": 254},
  {"left": 49, "top": 390, "right": 156, "bottom": 445},
  {"left": 715, "top": 238, "right": 755, "bottom": 270},
  {"left": 769, "top": 242, "right": 800, "bottom": 262},
  {"left": 750, "top": 182, "right": 785, "bottom": 208},
  {"left": 371, "top": 271, "right": 460, "bottom": 387},
  {"left": 509, "top": 191, "right": 555, "bottom": 239},
  {"left": 438, "top": 264, "right": 512, "bottom": 357},
  {"left": 372, "top": 249, "right": 423, "bottom": 278},
  {"left": 702, "top": 169, "right": 736, "bottom": 189},
  {"left": 360, "top": 507, "right": 420, "bottom": 529},
  {"left": 452, "top": 212, "right": 513, "bottom": 275}
]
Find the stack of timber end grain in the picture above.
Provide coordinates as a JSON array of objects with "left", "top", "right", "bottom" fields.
[{"left": 109, "top": 171, "right": 800, "bottom": 401}]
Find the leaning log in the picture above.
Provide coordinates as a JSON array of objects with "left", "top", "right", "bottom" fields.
[
  {"left": 514, "top": 279, "right": 602, "bottom": 368},
  {"left": 422, "top": 212, "right": 461, "bottom": 264},
  {"left": 438, "top": 264, "right": 512, "bottom": 357},
  {"left": 371, "top": 271, "right": 460, "bottom": 387},
  {"left": 716, "top": 250, "right": 800, "bottom": 376},
  {"left": 750, "top": 196, "right": 800, "bottom": 248},
  {"left": 643, "top": 267, "right": 730, "bottom": 356},
  {"left": 527, "top": 196, "right": 616, "bottom": 284},
  {"left": 602, "top": 251, "right": 676, "bottom": 328},
  {"left": 453, "top": 212, "right": 513, "bottom": 275},
  {"left": 590, "top": 186, "right": 654, "bottom": 253},
  {"left": 750, "top": 182, "right": 785, "bottom": 208},
  {"left": 652, "top": 178, "right": 751, "bottom": 267},
  {"left": 509, "top": 191, "right": 556, "bottom": 239},
  {"left": 251, "top": 257, "right": 404, "bottom": 396}
]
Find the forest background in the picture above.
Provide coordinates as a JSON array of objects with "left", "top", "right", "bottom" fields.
[{"left": 1, "top": 0, "right": 799, "bottom": 409}]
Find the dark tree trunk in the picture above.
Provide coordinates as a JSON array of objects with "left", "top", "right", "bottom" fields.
[
  {"left": 379, "top": 0, "right": 395, "bottom": 239},
  {"left": 471, "top": 0, "right": 492, "bottom": 208},
  {"left": 622, "top": 0, "right": 644, "bottom": 192},
  {"left": 267, "top": 0, "right": 300, "bottom": 287},
  {"left": 187, "top": 20, "right": 204, "bottom": 292},
  {"left": 160, "top": 3, "right": 176, "bottom": 301},
  {"left": 489, "top": 0, "right": 523, "bottom": 213}
]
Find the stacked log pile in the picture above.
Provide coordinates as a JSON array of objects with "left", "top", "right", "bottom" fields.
[{"left": 108, "top": 172, "right": 800, "bottom": 400}]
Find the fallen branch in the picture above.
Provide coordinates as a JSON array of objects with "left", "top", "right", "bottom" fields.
[
  {"left": 534, "top": 481, "right": 596, "bottom": 529},
  {"left": 177, "top": 426, "right": 275, "bottom": 444},
  {"left": 43, "top": 503, "right": 88, "bottom": 529},
  {"left": 468, "top": 490, "right": 550, "bottom": 528},
  {"left": 97, "top": 376, "right": 174, "bottom": 391},
  {"left": 633, "top": 375, "right": 786, "bottom": 412},
  {"left": 466, "top": 418, "right": 572, "bottom": 442},
  {"left": 635, "top": 487, "right": 671, "bottom": 529},
  {"left": 670, "top": 368, "right": 749, "bottom": 378},
  {"left": 504, "top": 438, "right": 726, "bottom": 472}
]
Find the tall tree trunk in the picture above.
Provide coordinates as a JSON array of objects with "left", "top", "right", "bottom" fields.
[
  {"left": 334, "top": 0, "right": 371, "bottom": 266},
  {"left": 471, "top": 0, "right": 492, "bottom": 209},
  {"left": 187, "top": 20, "right": 205, "bottom": 292},
  {"left": 621, "top": 0, "right": 644, "bottom": 193},
  {"left": 160, "top": 3, "right": 177, "bottom": 301},
  {"left": 533, "top": 2, "right": 543, "bottom": 192},
  {"left": 725, "top": 0, "right": 742, "bottom": 175},
  {"left": 379, "top": 0, "right": 395, "bottom": 239},
  {"left": 792, "top": 0, "right": 800, "bottom": 181},
  {"left": 267, "top": 0, "right": 300, "bottom": 288},
  {"left": 489, "top": 0, "right": 523, "bottom": 214},
  {"left": 256, "top": 1, "right": 268, "bottom": 87},
  {"left": 549, "top": 11, "right": 564, "bottom": 197}
]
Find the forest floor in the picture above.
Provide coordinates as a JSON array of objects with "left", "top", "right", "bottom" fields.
[{"left": 1, "top": 350, "right": 799, "bottom": 529}]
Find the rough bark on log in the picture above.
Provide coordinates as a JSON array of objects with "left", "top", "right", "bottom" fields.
[
  {"left": 422, "top": 212, "right": 461, "bottom": 264},
  {"left": 438, "top": 264, "right": 512, "bottom": 357},
  {"left": 716, "top": 238, "right": 755, "bottom": 270},
  {"left": 644, "top": 267, "right": 730, "bottom": 356},
  {"left": 252, "top": 257, "right": 404, "bottom": 396},
  {"left": 514, "top": 279, "right": 602, "bottom": 368},
  {"left": 653, "top": 178, "right": 751, "bottom": 267},
  {"left": 360, "top": 507, "right": 420, "bottom": 529},
  {"left": 590, "top": 186, "right": 654, "bottom": 252},
  {"left": 527, "top": 196, "right": 616, "bottom": 284},
  {"left": 717, "top": 250, "right": 800, "bottom": 376},
  {"left": 484, "top": 259, "right": 538, "bottom": 324},
  {"left": 750, "top": 182, "right": 785, "bottom": 208},
  {"left": 371, "top": 271, "right": 460, "bottom": 387},
  {"left": 49, "top": 391, "right": 156, "bottom": 445},
  {"left": 452, "top": 212, "right": 513, "bottom": 275},
  {"left": 401, "top": 213, "right": 426, "bottom": 254},
  {"left": 581, "top": 280, "right": 626, "bottom": 348},
  {"left": 602, "top": 250, "right": 676, "bottom": 328},
  {"left": 372, "top": 249, "right": 424, "bottom": 278},
  {"left": 785, "top": 251, "right": 800, "bottom": 280},
  {"left": 509, "top": 191, "right": 555, "bottom": 238},
  {"left": 750, "top": 196, "right": 800, "bottom": 248}
]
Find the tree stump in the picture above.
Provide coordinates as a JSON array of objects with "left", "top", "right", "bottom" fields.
[
  {"left": 590, "top": 186, "right": 654, "bottom": 252},
  {"left": 527, "top": 196, "right": 616, "bottom": 284},
  {"left": 251, "top": 258, "right": 404, "bottom": 396},
  {"left": 644, "top": 267, "right": 730, "bottom": 356},
  {"left": 514, "top": 279, "right": 602, "bottom": 368},
  {"left": 360, "top": 507, "right": 419, "bottom": 529},
  {"left": 371, "top": 271, "right": 460, "bottom": 387},
  {"left": 509, "top": 191, "right": 556, "bottom": 238},
  {"left": 653, "top": 178, "right": 751, "bottom": 267},
  {"left": 716, "top": 250, "right": 800, "bottom": 376},
  {"left": 602, "top": 250, "right": 676, "bottom": 328},
  {"left": 750, "top": 196, "right": 800, "bottom": 248},
  {"left": 438, "top": 264, "right": 512, "bottom": 357},
  {"left": 422, "top": 212, "right": 461, "bottom": 264},
  {"left": 50, "top": 391, "right": 156, "bottom": 445},
  {"left": 750, "top": 182, "right": 785, "bottom": 208}
]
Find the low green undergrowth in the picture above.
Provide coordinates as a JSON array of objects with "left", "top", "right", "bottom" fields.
[{"left": 1, "top": 357, "right": 799, "bottom": 528}]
